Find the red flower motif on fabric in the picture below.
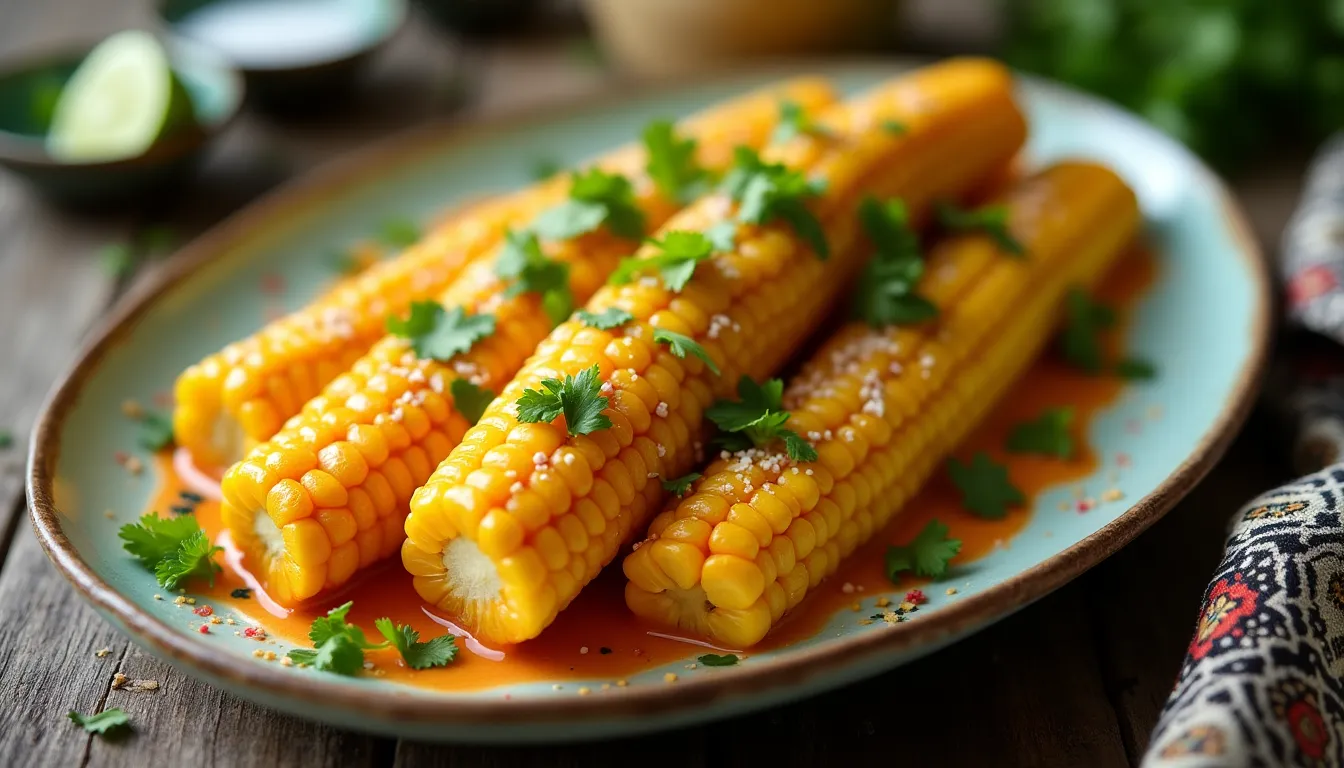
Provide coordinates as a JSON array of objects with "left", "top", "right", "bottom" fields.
[
  {"left": 1189, "top": 574, "right": 1258, "bottom": 660},
  {"left": 1288, "top": 699, "right": 1329, "bottom": 759}
]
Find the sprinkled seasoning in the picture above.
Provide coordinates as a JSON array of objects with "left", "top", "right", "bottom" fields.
[{"left": 663, "top": 673, "right": 677, "bottom": 683}]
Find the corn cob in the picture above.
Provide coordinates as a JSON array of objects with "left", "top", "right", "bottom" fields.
[
  {"left": 175, "top": 77, "right": 838, "bottom": 470},
  {"left": 401, "top": 59, "right": 1028, "bottom": 645},
  {"left": 217, "top": 80, "right": 838, "bottom": 606},
  {"left": 622, "top": 162, "right": 1141, "bottom": 648}
]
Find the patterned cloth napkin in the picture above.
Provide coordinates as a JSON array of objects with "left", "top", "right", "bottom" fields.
[{"left": 1142, "top": 139, "right": 1344, "bottom": 767}]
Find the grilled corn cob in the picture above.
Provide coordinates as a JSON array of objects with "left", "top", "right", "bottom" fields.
[
  {"left": 401, "top": 59, "right": 1028, "bottom": 644},
  {"left": 175, "top": 77, "right": 837, "bottom": 469},
  {"left": 217, "top": 80, "right": 838, "bottom": 606},
  {"left": 623, "top": 162, "right": 1141, "bottom": 647}
]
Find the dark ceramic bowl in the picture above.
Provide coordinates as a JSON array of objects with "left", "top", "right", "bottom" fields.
[
  {"left": 0, "top": 37, "right": 243, "bottom": 208},
  {"left": 157, "top": 0, "right": 408, "bottom": 112}
]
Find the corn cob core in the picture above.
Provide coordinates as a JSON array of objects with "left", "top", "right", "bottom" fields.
[
  {"left": 623, "top": 162, "right": 1141, "bottom": 648},
  {"left": 401, "top": 59, "right": 1028, "bottom": 645},
  {"left": 218, "top": 79, "right": 838, "bottom": 606},
  {"left": 175, "top": 77, "right": 837, "bottom": 470}
]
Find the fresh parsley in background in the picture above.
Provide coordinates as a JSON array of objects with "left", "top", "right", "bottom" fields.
[
  {"left": 532, "top": 168, "right": 645, "bottom": 241},
  {"left": 449, "top": 379, "right": 494, "bottom": 426},
  {"left": 853, "top": 196, "right": 938, "bottom": 327},
  {"left": 378, "top": 218, "right": 421, "bottom": 249},
  {"left": 643, "top": 119, "right": 707, "bottom": 202},
  {"left": 1006, "top": 407, "right": 1076, "bottom": 459},
  {"left": 947, "top": 452, "right": 1025, "bottom": 520},
  {"left": 721, "top": 147, "right": 829, "bottom": 259},
  {"left": 935, "top": 202, "right": 1025, "bottom": 257},
  {"left": 495, "top": 230, "right": 574, "bottom": 325},
  {"left": 385, "top": 301, "right": 495, "bottom": 362},
  {"left": 576, "top": 307, "right": 634, "bottom": 330},
  {"left": 771, "top": 99, "right": 830, "bottom": 144},
  {"left": 119, "top": 513, "right": 221, "bottom": 590},
  {"left": 885, "top": 519, "right": 962, "bottom": 580}
]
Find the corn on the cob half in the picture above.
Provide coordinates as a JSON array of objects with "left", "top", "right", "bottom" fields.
[
  {"left": 401, "top": 59, "right": 1028, "bottom": 645},
  {"left": 217, "top": 79, "right": 838, "bottom": 606},
  {"left": 623, "top": 162, "right": 1141, "bottom": 648},
  {"left": 174, "top": 77, "right": 837, "bottom": 470}
]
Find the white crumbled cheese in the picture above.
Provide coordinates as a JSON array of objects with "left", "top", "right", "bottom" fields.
[
  {"left": 655, "top": 402, "right": 669, "bottom": 418},
  {"left": 533, "top": 452, "right": 548, "bottom": 466},
  {"left": 510, "top": 482, "right": 524, "bottom": 494},
  {"left": 657, "top": 445, "right": 666, "bottom": 457}
]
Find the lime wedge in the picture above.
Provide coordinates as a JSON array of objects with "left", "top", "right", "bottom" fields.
[{"left": 46, "top": 31, "right": 193, "bottom": 163}]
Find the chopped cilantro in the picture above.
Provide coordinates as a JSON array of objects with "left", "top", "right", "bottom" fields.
[
  {"left": 947, "top": 452, "right": 1025, "bottom": 520},
  {"left": 661, "top": 472, "right": 701, "bottom": 496},
  {"left": 231, "top": 588, "right": 253, "bottom": 599},
  {"left": 936, "top": 202, "right": 1025, "bottom": 257},
  {"left": 495, "top": 230, "right": 574, "bottom": 325},
  {"left": 137, "top": 410, "right": 174, "bottom": 451},
  {"left": 721, "top": 147, "right": 828, "bottom": 259},
  {"left": 885, "top": 519, "right": 962, "bottom": 580},
  {"left": 706, "top": 376, "right": 816, "bottom": 462},
  {"left": 1115, "top": 357, "right": 1158, "bottom": 380},
  {"left": 532, "top": 157, "right": 562, "bottom": 181},
  {"left": 577, "top": 307, "right": 634, "bottom": 330},
  {"left": 515, "top": 364, "right": 612, "bottom": 437},
  {"left": 68, "top": 708, "right": 130, "bottom": 737},
  {"left": 450, "top": 379, "right": 493, "bottom": 426},
  {"left": 643, "top": 119, "right": 706, "bottom": 202},
  {"left": 532, "top": 168, "right": 645, "bottom": 241},
  {"left": 704, "top": 220, "right": 738, "bottom": 253},
  {"left": 1006, "top": 408, "right": 1075, "bottom": 459},
  {"left": 386, "top": 301, "right": 496, "bottom": 362},
  {"left": 119, "top": 513, "right": 221, "bottom": 590},
  {"left": 610, "top": 231, "right": 713, "bottom": 291},
  {"left": 881, "top": 119, "right": 908, "bottom": 134},
  {"left": 373, "top": 617, "right": 458, "bottom": 669},
  {"left": 853, "top": 196, "right": 938, "bottom": 327},
  {"left": 771, "top": 100, "right": 830, "bottom": 145},
  {"left": 287, "top": 601, "right": 386, "bottom": 676},
  {"left": 378, "top": 217, "right": 421, "bottom": 248},
  {"left": 698, "top": 653, "right": 739, "bottom": 667},
  {"left": 1059, "top": 289, "right": 1116, "bottom": 374},
  {"left": 652, "top": 328, "right": 720, "bottom": 375}
]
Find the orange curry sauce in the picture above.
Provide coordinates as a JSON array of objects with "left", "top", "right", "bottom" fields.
[{"left": 150, "top": 245, "right": 1157, "bottom": 691}]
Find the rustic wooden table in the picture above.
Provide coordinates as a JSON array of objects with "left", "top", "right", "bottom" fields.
[{"left": 0, "top": 3, "right": 1305, "bottom": 765}]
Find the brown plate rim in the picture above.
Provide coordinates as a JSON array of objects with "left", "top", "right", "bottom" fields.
[{"left": 26, "top": 60, "right": 1273, "bottom": 730}]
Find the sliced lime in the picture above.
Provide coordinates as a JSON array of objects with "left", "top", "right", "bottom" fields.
[{"left": 46, "top": 30, "right": 193, "bottom": 163}]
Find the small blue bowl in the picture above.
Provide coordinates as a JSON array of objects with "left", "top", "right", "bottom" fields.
[{"left": 0, "top": 36, "right": 244, "bottom": 208}]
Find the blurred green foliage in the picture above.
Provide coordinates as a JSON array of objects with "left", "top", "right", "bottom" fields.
[{"left": 1006, "top": 0, "right": 1344, "bottom": 169}]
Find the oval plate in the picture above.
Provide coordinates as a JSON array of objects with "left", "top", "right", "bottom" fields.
[{"left": 28, "top": 61, "right": 1270, "bottom": 742}]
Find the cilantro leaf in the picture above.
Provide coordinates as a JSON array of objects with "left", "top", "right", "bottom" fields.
[
  {"left": 577, "top": 307, "right": 634, "bottom": 330},
  {"left": 515, "top": 364, "right": 612, "bottom": 437},
  {"left": 533, "top": 168, "right": 645, "bottom": 241},
  {"left": 374, "top": 617, "right": 458, "bottom": 669},
  {"left": 1006, "top": 408, "right": 1075, "bottom": 459},
  {"left": 661, "top": 472, "right": 701, "bottom": 496},
  {"left": 386, "top": 301, "right": 496, "bottom": 362},
  {"left": 881, "top": 119, "right": 908, "bottom": 134},
  {"left": 153, "top": 529, "right": 223, "bottom": 590},
  {"left": 450, "top": 379, "right": 493, "bottom": 426},
  {"left": 771, "top": 100, "right": 830, "bottom": 145},
  {"left": 885, "top": 519, "right": 962, "bottom": 580},
  {"left": 705, "top": 376, "right": 814, "bottom": 459},
  {"left": 936, "top": 202, "right": 1025, "bottom": 257},
  {"left": 853, "top": 197, "right": 938, "bottom": 327},
  {"left": 1059, "top": 289, "right": 1116, "bottom": 374},
  {"left": 288, "top": 601, "right": 388, "bottom": 676},
  {"left": 379, "top": 217, "right": 421, "bottom": 248},
  {"left": 652, "top": 328, "right": 720, "bottom": 375},
  {"left": 1115, "top": 357, "right": 1158, "bottom": 380},
  {"left": 698, "top": 653, "right": 739, "bottom": 667},
  {"left": 532, "top": 157, "right": 562, "bottom": 181},
  {"left": 643, "top": 119, "right": 706, "bottom": 203},
  {"left": 0, "top": 430, "right": 10, "bottom": 449},
  {"left": 947, "top": 452, "right": 1025, "bottom": 519},
  {"left": 610, "top": 231, "right": 713, "bottom": 291},
  {"left": 722, "top": 147, "right": 828, "bottom": 259},
  {"left": 137, "top": 410, "right": 175, "bottom": 451},
  {"left": 119, "top": 513, "right": 205, "bottom": 570},
  {"left": 68, "top": 709, "right": 130, "bottom": 737},
  {"left": 495, "top": 230, "right": 574, "bottom": 325},
  {"left": 781, "top": 429, "right": 819, "bottom": 462},
  {"left": 704, "top": 220, "right": 738, "bottom": 253}
]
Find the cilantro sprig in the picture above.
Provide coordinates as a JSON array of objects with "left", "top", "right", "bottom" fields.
[
  {"left": 68, "top": 709, "right": 130, "bottom": 737},
  {"left": 722, "top": 147, "right": 828, "bottom": 259},
  {"left": 610, "top": 231, "right": 713, "bottom": 291},
  {"left": 853, "top": 196, "right": 938, "bottom": 327},
  {"left": 386, "top": 301, "right": 496, "bottom": 362},
  {"left": 643, "top": 119, "right": 707, "bottom": 203},
  {"left": 698, "top": 653, "right": 739, "bottom": 667},
  {"left": 1006, "top": 407, "right": 1075, "bottom": 459},
  {"left": 661, "top": 472, "right": 701, "bottom": 496},
  {"left": 137, "top": 410, "right": 175, "bottom": 451},
  {"left": 577, "top": 307, "right": 634, "bottom": 330},
  {"left": 1059, "top": 288, "right": 1160, "bottom": 380},
  {"left": 652, "top": 328, "right": 720, "bottom": 375},
  {"left": 936, "top": 202, "right": 1025, "bottom": 257},
  {"left": 771, "top": 99, "right": 830, "bottom": 144},
  {"left": 947, "top": 452, "right": 1025, "bottom": 520},
  {"left": 885, "top": 519, "right": 962, "bottom": 580},
  {"left": 119, "top": 513, "right": 221, "bottom": 590},
  {"left": 533, "top": 168, "right": 645, "bottom": 241},
  {"left": 706, "top": 376, "right": 817, "bottom": 462},
  {"left": 378, "top": 217, "right": 421, "bottom": 249},
  {"left": 287, "top": 602, "right": 457, "bottom": 675},
  {"left": 450, "top": 379, "right": 493, "bottom": 426},
  {"left": 515, "top": 364, "right": 612, "bottom": 437},
  {"left": 496, "top": 230, "right": 574, "bottom": 325},
  {"left": 374, "top": 617, "right": 459, "bottom": 669},
  {"left": 880, "top": 119, "right": 908, "bottom": 135}
]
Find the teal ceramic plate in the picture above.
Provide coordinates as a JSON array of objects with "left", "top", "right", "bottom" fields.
[{"left": 28, "top": 61, "right": 1270, "bottom": 742}]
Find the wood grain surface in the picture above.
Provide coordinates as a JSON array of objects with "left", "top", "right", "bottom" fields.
[{"left": 0, "top": 2, "right": 1297, "bottom": 765}]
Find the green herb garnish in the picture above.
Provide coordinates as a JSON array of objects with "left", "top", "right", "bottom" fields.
[
  {"left": 495, "top": 229, "right": 574, "bottom": 325},
  {"left": 853, "top": 196, "right": 938, "bottom": 327},
  {"left": 386, "top": 301, "right": 496, "bottom": 362},
  {"left": 706, "top": 376, "right": 817, "bottom": 462},
  {"left": 885, "top": 519, "right": 962, "bottom": 580},
  {"left": 533, "top": 168, "right": 645, "bottom": 241},
  {"left": 880, "top": 119, "right": 908, "bottom": 134},
  {"left": 1006, "top": 408, "right": 1075, "bottom": 459},
  {"left": 450, "top": 379, "right": 494, "bottom": 426},
  {"left": 119, "top": 513, "right": 221, "bottom": 590},
  {"left": 947, "top": 452, "right": 1025, "bottom": 520},
  {"left": 378, "top": 218, "right": 421, "bottom": 248},
  {"left": 771, "top": 99, "right": 830, "bottom": 144},
  {"left": 137, "top": 410, "right": 174, "bottom": 451},
  {"left": 721, "top": 147, "right": 828, "bottom": 259},
  {"left": 652, "top": 328, "right": 720, "bottom": 375},
  {"left": 68, "top": 709, "right": 130, "bottom": 737},
  {"left": 286, "top": 601, "right": 384, "bottom": 676},
  {"left": 1115, "top": 357, "right": 1158, "bottom": 380},
  {"left": 936, "top": 202, "right": 1025, "bottom": 256},
  {"left": 374, "top": 617, "right": 458, "bottom": 670},
  {"left": 576, "top": 307, "right": 634, "bottom": 330},
  {"left": 1059, "top": 288, "right": 1116, "bottom": 374},
  {"left": 661, "top": 472, "right": 701, "bottom": 496},
  {"left": 610, "top": 231, "right": 713, "bottom": 291},
  {"left": 515, "top": 364, "right": 612, "bottom": 437},
  {"left": 643, "top": 119, "right": 706, "bottom": 202},
  {"left": 698, "top": 653, "right": 739, "bottom": 667}
]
